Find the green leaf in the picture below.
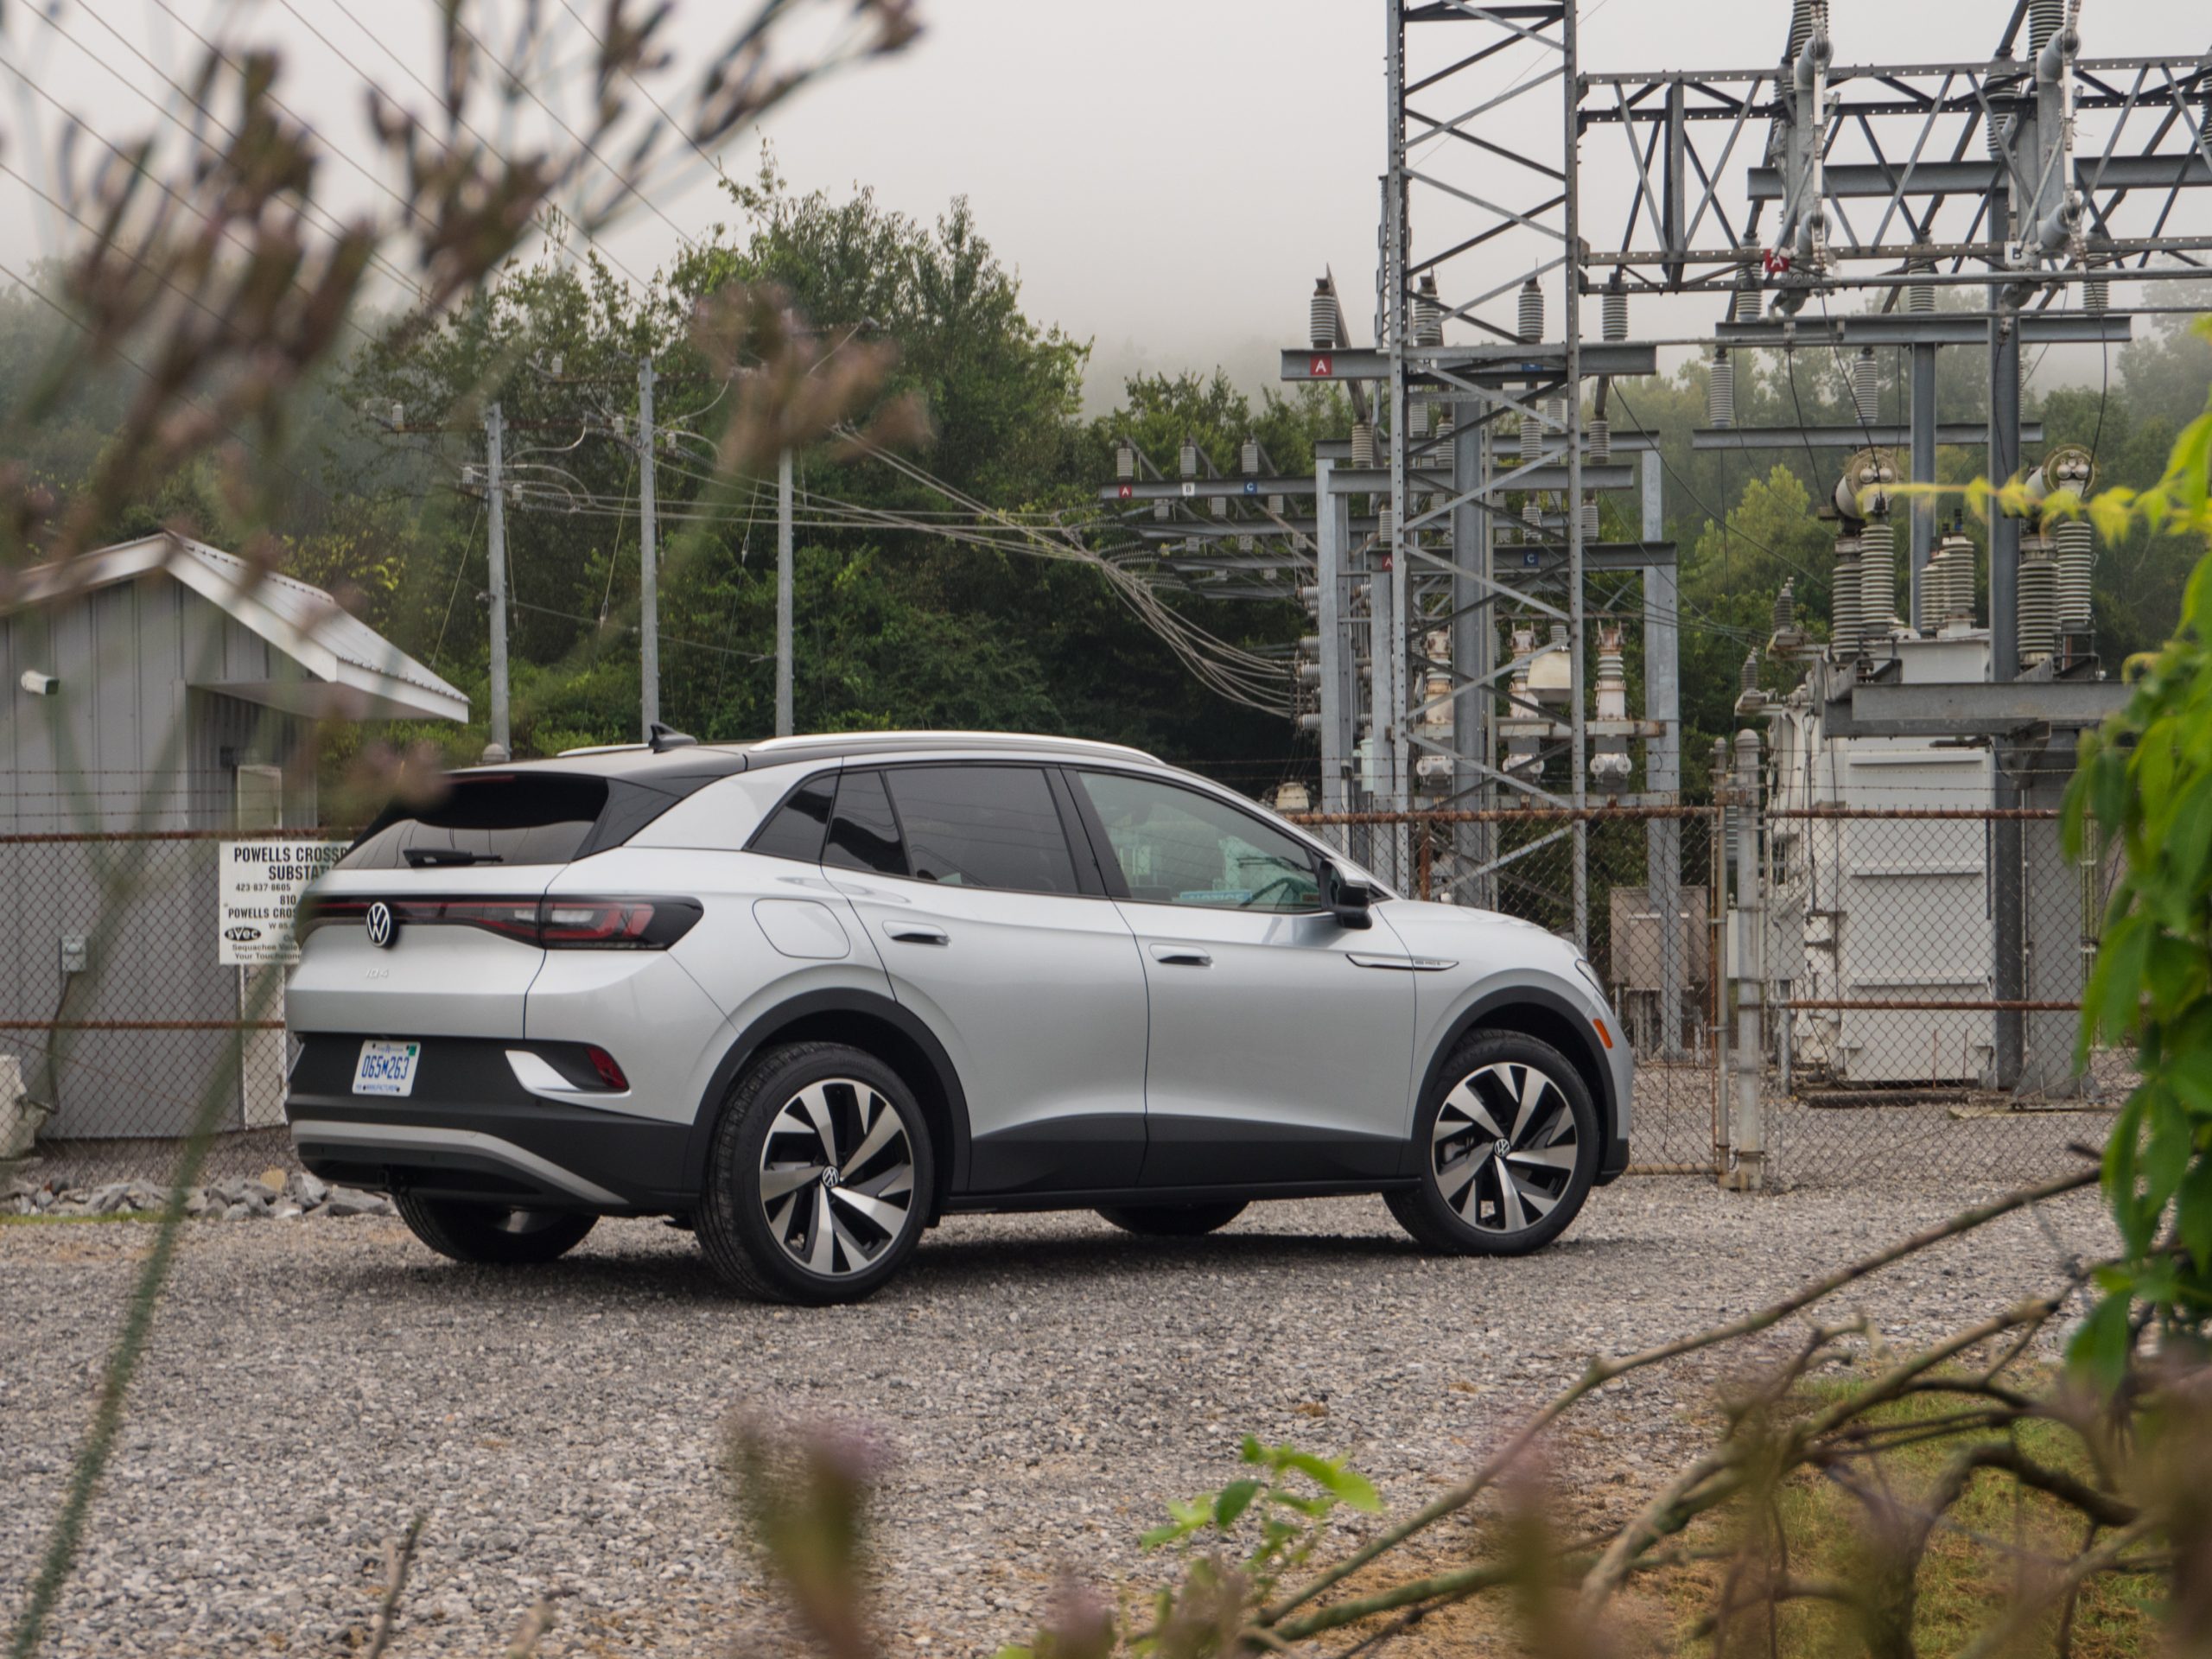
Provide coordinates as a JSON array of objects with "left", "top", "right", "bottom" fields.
[
  {"left": 1213, "top": 1479, "right": 1261, "bottom": 1529},
  {"left": 2141, "top": 1083, "right": 2192, "bottom": 1214},
  {"left": 2088, "top": 912, "right": 2151, "bottom": 1046},
  {"left": 2176, "top": 1154, "right": 2212, "bottom": 1268},
  {"left": 2068, "top": 1290, "right": 2134, "bottom": 1392}
]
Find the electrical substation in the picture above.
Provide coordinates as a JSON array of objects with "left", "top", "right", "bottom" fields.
[{"left": 1101, "top": 0, "right": 2209, "bottom": 1115}]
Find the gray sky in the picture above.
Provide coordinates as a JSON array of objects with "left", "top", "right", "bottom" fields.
[{"left": 0, "top": 0, "right": 2196, "bottom": 409}]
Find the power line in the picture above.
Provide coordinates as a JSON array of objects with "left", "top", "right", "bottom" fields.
[
  {"left": 1611, "top": 382, "right": 1830, "bottom": 594},
  {"left": 438, "top": 3, "right": 698, "bottom": 253},
  {"left": 553, "top": 0, "right": 725, "bottom": 186},
  {"left": 33, "top": 0, "right": 430, "bottom": 307},
  {"left": 0, "top": 52, "right": 390, "bottom": 356},
  {"left": 303, "top": 0, "right": 658, "bottom": 296}
]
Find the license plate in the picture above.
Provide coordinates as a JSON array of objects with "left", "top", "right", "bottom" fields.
[{"left": 352, "top": 1039, "right": 422, "bottom": 1097}]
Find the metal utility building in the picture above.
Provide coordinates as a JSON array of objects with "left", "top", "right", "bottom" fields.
[
  {"left": 0, "top": 534, "right": 467, "bottom": 1141},
  {"left": 1, "top": 534, "right": 467, "bottom": 830}
]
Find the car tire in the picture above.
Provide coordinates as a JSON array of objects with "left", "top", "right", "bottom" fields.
[
  {"left": 392, "top": 1192, "right": 597, "bottom": 1264},
  {"left": 697, "top": 1042, "right": 934, "bottom": 1305},
  {"left": 1386, "top": 1032, "right": 1598, "bottom": 1256},
  {"left": 1095, "top": 1201, "right": 1248, "bottom": 1236}
]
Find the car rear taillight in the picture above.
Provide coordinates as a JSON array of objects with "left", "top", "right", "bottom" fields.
[{"left": 297, "top": 895, "right": 702, "bottom": 950}]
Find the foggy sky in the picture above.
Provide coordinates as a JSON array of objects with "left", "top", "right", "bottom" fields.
[{"left": 0, "top": 0, "right": 2195, "bottom": 410}]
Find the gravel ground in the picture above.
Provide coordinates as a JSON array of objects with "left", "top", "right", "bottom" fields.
[{"left": 0, "top": 1179, "right": 2113, "bottom": 1657}]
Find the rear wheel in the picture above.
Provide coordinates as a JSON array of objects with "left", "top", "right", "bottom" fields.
[
  {"left": 1387, "top": 1033, "right": 1597, "bottom": 1256},
  {"left": 1096, "top": 1202, "right": 1248, "bottom": 1236},
  {"left": 393, "top": 1192, "right": 597, "bottom": 1264},
  {"left": 697, "top": 1042, "right": 933, "bottom": 1305}
]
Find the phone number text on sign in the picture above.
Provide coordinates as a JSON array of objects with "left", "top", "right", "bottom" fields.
[{"left": 219, "top": 840, "right": 346, "bottom": 966}]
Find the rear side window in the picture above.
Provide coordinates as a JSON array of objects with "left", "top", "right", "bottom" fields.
[
  {"left": 825, "top": 772, "right": 906, "bottom": 875},
  {"left": 882, "top": 766, "right": 1080, "bottom": 895},
  {"left": 748, "top": 775, "right": 835, "bottom": 863},
  {"left": 338, "top": 774, "right": 609, "bottom": 870}
]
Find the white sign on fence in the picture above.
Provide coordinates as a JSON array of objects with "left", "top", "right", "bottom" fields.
[{"left": 218, "top": 840, "right": 346, "bottom": 965}]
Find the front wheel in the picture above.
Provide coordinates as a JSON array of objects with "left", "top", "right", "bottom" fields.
[
  {"left": 1096, "top": 1202, "right": 1248, "bottom": 1236},
  {"left": 393, "top": 1192, "right": 597, "bottom": 1264},
  {"left": 1386, "top": 1033, "right": 1598, "bottom": 1256}
]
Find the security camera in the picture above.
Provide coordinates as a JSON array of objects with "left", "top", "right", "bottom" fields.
[{"left": 18, "top": 670, "right": 57, "bottom": 696}]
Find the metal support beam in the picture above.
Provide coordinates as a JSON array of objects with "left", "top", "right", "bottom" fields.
[
  {"left": 1718, "top": 315, "right": 2130, "bottom": 347},
  {"left": 1451, "top": 406, "right": 1493, "bottom": 903},
  {"left": 1314, "top": 454, "right": 1350, "bottom": 817},
  {"left": 1692, "top": 422, "right": 2044, "bottom": 450},
  {"left": 1824, "top": 678, "right": 2128, "bottom": 736},
  {"left": 1282, "top": 343, "right": 1658, "bottom": 382},
  {"left": 1989, "top": 304, "right": 2025, "bottom": 1091},
  {"left": 1909, "top": 342, "right": 1938, "bottom": 629},
  {"left": 1725, "top": 727, "right": 1765, "bottom": 1190},
  {"left": 1642, "top": 448, "right": 1684, "bottom": 1056}
]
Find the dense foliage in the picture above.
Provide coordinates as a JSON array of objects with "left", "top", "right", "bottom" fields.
[{"left": 2066, "top": 318, "right": 2212, "bottom": 1370}]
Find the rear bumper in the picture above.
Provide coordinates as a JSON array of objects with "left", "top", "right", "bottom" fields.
[{"left": 286, "top": 1035, "right": 692, "bottom": 1213}]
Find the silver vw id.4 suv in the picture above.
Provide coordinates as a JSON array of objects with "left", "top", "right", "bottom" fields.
[{"left": 286, "top": 731, "right": 1630, "bottom": 1302}]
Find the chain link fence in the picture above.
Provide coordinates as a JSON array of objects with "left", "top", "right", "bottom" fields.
[
  {"left": 1, "top": 829, "right": 327, "bottom": 1185},
  {"left": 1749, "top": 804, "right": 2123, "bottom": 1190},
  {"left": 7, "top": 803, "right": 2125, "bottom": 1198}
]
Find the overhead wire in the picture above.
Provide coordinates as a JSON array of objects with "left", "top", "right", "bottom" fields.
[
  {"left": 437, "top": 3, "right": 699, "bottom": 254},
  {"left": 0, "top": 53, "right": 391, "bottom": 356},
  {"left": 306, "top": 0, "right": 658, "bottom": 296},
  {"left": 35, "top": 0, "right": 431, "bottom": 306},
  {"left": 1611, "top": 380, "right": 1831, "bottom": 594}
]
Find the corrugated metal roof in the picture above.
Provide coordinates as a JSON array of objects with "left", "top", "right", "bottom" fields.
[
  {"left": 4, "top": 534, "right": 467, "bottom": 719},
  {"left": 167, "top": 538, "right": 466, "bottom": 705}
]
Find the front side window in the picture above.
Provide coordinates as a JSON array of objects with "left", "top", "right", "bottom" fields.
[
  {"left": 1076, "top": 772, "right": 1321, "bottom": 912},
  {"left": 880, "top": 766, "right": 1081, "bottom": 896}
]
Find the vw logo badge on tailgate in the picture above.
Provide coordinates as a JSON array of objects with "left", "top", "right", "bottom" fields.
[{"left": 365, "top": 901, "right": 397, "bottom": 950}]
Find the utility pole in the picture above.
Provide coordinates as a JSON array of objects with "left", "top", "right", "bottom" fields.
[
  {"left": 776, "top": 448, "right": 794, "bottom": 737},
  {"left": 638, "top": 358, "right": 659, "bottom": 736},
  {"left": 483, "top": 401, "right": 510, "bottom": 764}
]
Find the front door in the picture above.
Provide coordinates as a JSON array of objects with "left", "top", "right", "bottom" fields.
[
  {"left": 820, "top": 763, "right": 1152, "bottom": 1196},
  {"left": 1066, "top": 769, "right": 1415, "bottom": 1188}
]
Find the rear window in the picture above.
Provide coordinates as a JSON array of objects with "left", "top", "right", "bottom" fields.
[{"left": 337, "top": 774, "right": 612, "bottom": 870}]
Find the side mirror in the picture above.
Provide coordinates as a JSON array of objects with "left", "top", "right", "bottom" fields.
[{"left": 1325, "top": 863, "right": 1376, "bottom": 931}]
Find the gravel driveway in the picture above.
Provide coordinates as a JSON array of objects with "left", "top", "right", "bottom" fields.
[{"left": 0, "top": 1180, "right": 2111, "bottom": 1656}]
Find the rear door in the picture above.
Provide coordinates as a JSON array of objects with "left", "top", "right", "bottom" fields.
[
  {"left": 1066, "top": 768, "right": 1415, "bottom": 1187},
  {"left": 818, "top": 762, "right": 1152, "bottom": 1196}
]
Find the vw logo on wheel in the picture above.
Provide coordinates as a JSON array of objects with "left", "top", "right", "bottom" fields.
[{"left": 364, "top": 901, "right": 397, "bottom": 950}]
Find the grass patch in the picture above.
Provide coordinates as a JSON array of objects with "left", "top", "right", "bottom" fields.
[
  {"left": 0, "top": 1210, "right": 164, "bottom": 1226},
  {"left": 1648, "top": 1382, "right": 2158, "bottom": 1657}
]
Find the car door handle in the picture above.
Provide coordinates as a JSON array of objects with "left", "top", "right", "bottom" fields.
[
  {"left": 883, "top": 923, "right": 949, "bottom": 946},
  {"left": 1149, "top": 944, "right": 1212, "bottom": 967}
]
